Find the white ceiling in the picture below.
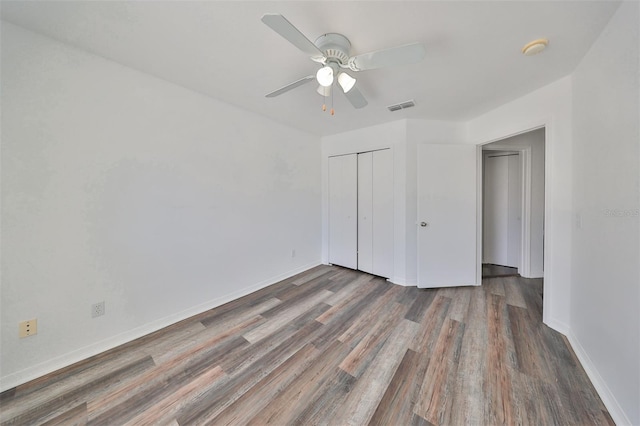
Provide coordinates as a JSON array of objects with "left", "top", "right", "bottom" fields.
[{"left": 1, "top": 1, "right": 620, "bottom": 136}]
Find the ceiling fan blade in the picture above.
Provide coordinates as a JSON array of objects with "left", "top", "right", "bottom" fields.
[
  {"left": 349, "top": 43, "right": 426, "bottom": 71},
  {"left": 265, "top": 75, "right": 315, "bottom": 98},
  {"left": 344, "top": 85, "right": 368, "bottom": 109},
  {"left": 261, "top": 14, "right": 325, "bottom": 60}
]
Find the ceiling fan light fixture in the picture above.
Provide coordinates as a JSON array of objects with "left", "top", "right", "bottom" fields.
[
  {"left": 316, "top": 66, "right": 334, "bottom": 87},
  {"left": 317, "top": 85, "right": 331, "bottom": 96},
  {"left": 338, "top": 72, "right": 356, "bottom": 93}
]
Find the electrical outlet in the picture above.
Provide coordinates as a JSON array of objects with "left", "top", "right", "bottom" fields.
[
  {"left": 291, "top": 249, "right": 296, "bottom": 258},
  {"left": 19, "top": 319, "right": 37, "bottom": 338},
  {"left": 92, "top": 301, "right": 105, "bottom": 318}
]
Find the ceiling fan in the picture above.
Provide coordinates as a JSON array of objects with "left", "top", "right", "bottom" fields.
[{"left": 262, "top": 14, "right": 426, "bottom": 111}]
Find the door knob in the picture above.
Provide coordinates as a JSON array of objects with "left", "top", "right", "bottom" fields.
[{"left": 420, "top": 222, "right": 428, "bottom": 227}]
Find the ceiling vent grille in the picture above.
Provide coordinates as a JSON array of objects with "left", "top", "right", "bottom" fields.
[{"left": 387, "top": 100, "right": 416, "bottom": 112}]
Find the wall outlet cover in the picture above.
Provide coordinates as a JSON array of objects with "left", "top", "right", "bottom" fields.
[
  {"left": 92, "top": 301, "right": 105, "bottom": 318},
  {"left": 19, "top": 319, "right": 38, "bottom": 338}
]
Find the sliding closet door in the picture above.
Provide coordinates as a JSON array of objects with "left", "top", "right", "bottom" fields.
[
  {"left": 357, "top": 152, "right": 374, "bottom": 274},
  {"left": 328, "top": 154, "right": 358, "bottom": 269},
  {"left": 357, "top": 149, "right": 393, "bottom": 277},
  {"left": 371, "top": 149, "right": 393, "bottom": 278},
  {"left": 483, "top": 155, "right": 509, "bottom": 265}
]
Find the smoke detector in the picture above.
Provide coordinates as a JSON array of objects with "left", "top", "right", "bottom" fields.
[{"left": 522, "top": 38, "right": 548, "bottom": 56}]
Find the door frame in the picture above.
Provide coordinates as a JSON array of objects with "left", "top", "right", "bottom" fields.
[{"left": 476, "top": 123, "right": 549, "bottom": 326}]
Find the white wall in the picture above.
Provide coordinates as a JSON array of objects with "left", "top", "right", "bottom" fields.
[
  {"left": 466, "top": 76, "right": 573, "bottom": 332},
  {"left": 571, "top": 2, "right": 639, "bottom": 424},
  {"left": 1, "top": 22, "right": 322, "bottom": 390},
  {"left": 484, "top": 128, "right": 545, "bottom": 277}
]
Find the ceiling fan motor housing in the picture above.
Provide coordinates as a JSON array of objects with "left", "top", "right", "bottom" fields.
[{"left": 314, "top": 33, "right": 351, "bottom": 65}]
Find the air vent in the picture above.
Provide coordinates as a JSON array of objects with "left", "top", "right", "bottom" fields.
[{"left": 387, "top": 99, "right": 415, "bottom": 112}]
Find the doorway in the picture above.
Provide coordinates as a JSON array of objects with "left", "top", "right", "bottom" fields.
[{"left": 481, "top": 128, "right": 545, "bottom": 279}]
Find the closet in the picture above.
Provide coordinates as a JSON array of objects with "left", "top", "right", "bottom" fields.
[
  {"left": 483, "top": 152, "right": 521, "bottom": 268},
  {"left": 328, "top": 149, "right": 393, "bottom": 278}
]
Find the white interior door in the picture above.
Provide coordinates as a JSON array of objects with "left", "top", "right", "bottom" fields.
[
  {"left": 417, "top": 144, "right": 478, "bottom": 288},
  {"left": 329, "top": 154, "right": 357, "bottom": 269},
  {"left": 483, "top": 155, "right": 509, "bottom": 265},
  {"left": 371, "top": 149, "right": 393, "bottom": 278},
  {"left": 357, "top": 152, "right": 373, "bottom": 274}
]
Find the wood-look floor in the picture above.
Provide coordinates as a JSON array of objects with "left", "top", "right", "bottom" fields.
[
  {"left": 482, "top": 264, "right": 519, "bottom": 278},
  {"left": 0, "top": 265, "right": 613, "bottom": 426}
]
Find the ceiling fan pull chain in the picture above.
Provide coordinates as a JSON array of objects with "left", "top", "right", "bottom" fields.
[
  {"left": 322, "top": 89, "right": 327, "bottom": 112},
  {"left": 331, "top": 86, "right": 335, "bottom": 116}
]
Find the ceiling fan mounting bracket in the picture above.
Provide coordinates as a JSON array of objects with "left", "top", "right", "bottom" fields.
[{"left": 314, "top": 33, "right": 351, "bottom": 65}]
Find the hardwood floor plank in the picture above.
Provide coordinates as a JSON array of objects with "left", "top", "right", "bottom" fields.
[
  {"left": 404, "top": 289, "right": 436, "bottom": 323},
  {"left": 152, "top": 315, "right": 264, "bottom": 365},
  {"left": 485, "top": 276, "right": 506, "bottom": 297},
  {"left": 88, "top": 336, "right": 247, "bottom": 425},
  {"left": 289, "top": 369, "right": 357, "bottom": 425},
  {"left": 394, "top": 285, "right": 422, "bottom": 306},
  {"left": 368, "top": 349, "right": 430, "bottom": 426},
  {"left": 153, "top": 313, "right": 262, "bottom": 364},
  {"left": 271, "top": 273, "right": 334, "bottom": 305},
  {"left": 121, "top": 366, "right": 225, "bottom": 426},
  {"left": 409, "top": 295, "right": 452, "bottom": 355},
  {"left": 507, "top": 304, "right": 551, "bottom": 380},
  {"left": 449, "top": 286, "right": 487, "bottom": 425},
  {"left": 503, "top": 275, "right": 528, "bottom": 308},
  {"left": 550, "top": 358, "right": 613, "bottom": 425},
  {"left": 483, "top": 294, "right": 518, "bottom": 425},
  {"left": 210, "top": 343, "right": 320, "bottom": 425},
  {"left": 322, "top": 273, "right": 376, "bottom": 308},
  {"left": 333, "top": 319, "right": 421, "bottom": 425},
  {"left": 199, "top": 296, "right": 281, "bottom": 328},
  {"left": 414, "top": 319, "right": 465, "bottom": 425},
  {"left": 446, "top": 286, "right": 472, "bottom": 322},
  {"left": 245, "top": 340, "right": 352, "bottom": 426},
  {"left": 291, "top": 265, "right": 336, "bottom": 285},
  {"left": 310, "top": 284, "right": 390, "bottom": 351},
  {"left": 243, "top": 289, "right": 333, "bottom": 343},
  {"left": 1, "top": 356, "right": 154, "bottom": 425},
  {"left": 220, "top": 305, "right": 329, "bottom": 375},
  {"left": 176, "top": 309, "right": 330, "bottom": 424},
  {"left": 409, "top": 412, "right": 435, "bottom": 426},
  {"left": 41, "top": 403, "right": 87, "bottom": 426},
  {"left": 0, "top": 267, "right": 612, "bottom": 426},
  {"left": 339, "top": 302, "right": 409, "bottom": 377},
  {"left": 337, "top": 284, "right": 403, "bottom": 346}
]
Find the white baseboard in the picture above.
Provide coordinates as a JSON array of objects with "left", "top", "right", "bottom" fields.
[
  {"left": 0, "top": 261, "right": 321, "bottom": 392},
  {"left": 565, "top": 330, "right": 632, "bottom": 426},
  {"left": 389, "top": 276, "right": 417, "bottom": 287},
  {"left": 544, "top": 317, "right": 570, "bottom": 336}
]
